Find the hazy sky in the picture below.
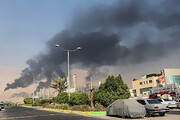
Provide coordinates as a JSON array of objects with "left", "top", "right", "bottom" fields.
[{"left": 0, "top": 0, "right": 115, "bottom": 68}]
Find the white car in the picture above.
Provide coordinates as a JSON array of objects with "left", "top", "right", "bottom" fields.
[
  {"left": 137, "top": 99, "right": 169, "bottom": 117},
  {"left": 156, "top": 98, "right": 177, "bottom": 109}
]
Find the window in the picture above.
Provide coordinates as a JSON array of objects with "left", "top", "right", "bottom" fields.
[
  {"left": 169, "top": 75, "right": 180, "bottom": 85},
  {"left": 137, "top": 100, "right": 146, "bottom": 105},
  {"left": 140, "top": 82, "right": 143, "bottom": 85},
  {"left": 133, "top": 90, "right": 137, "bottom": 97},
  {"left": 149, "top": 80, "right": 152, "bottom": 83},
  {"left": 147, "top": 100, "right": 161, "bottom": 104},
  {"left": 144, "top": 81, "right": 145, "bottom": 84},
  {"left": 146, "top": 81, "right": 148, "bottom": 84},
  {"left": 140, "top": 87, "right": 152, "bottom": 94},
  {"left": 157, "top": 99, "right": 163, "bottom": 102}
]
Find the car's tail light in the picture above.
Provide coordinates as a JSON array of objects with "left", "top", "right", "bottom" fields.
[
  {"left": 154, "top": 106, "right": 158, "bottom": 108},
  {"left": 166, "top": 106, "right": 169, "bottom": 108}
]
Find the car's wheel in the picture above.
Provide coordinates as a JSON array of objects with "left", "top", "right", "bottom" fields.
[
  {"left": 146, "top": 110, "right": 151, "bottom": 117},
  {"left": 159, "top": 113, "right": 165, "bottom": 116}
]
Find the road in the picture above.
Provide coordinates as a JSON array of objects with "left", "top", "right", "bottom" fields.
[
  {"left": 0, "top": 107, "right": 180, "bottom": 120},
  {"left": 0, "top": 107, "right": 104, "bottom": 120}
]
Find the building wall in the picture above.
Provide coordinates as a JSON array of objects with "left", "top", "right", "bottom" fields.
[
  {"left": 132, "top": 76, "right": 158, "bottom": 97},
  {"left": 164, "top": 69, "right": 180, "bottom": 85}
]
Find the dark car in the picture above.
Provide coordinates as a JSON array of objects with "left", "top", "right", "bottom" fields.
[{"left": 0, "top": 103, "right": 4, "bottom": 109}]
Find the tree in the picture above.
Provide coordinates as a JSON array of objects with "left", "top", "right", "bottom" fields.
[
  {"left": 94, "top": 74, "right": 131, "bottom": 107},
  {"left": 88, "top": 88, "right": 95, "bottom": 108},
  {"left": 146, "top": 73, "right": 160, "bottom": 78},
  {"left": 50, "top": 77, "right": 67, "bottom": 93}
]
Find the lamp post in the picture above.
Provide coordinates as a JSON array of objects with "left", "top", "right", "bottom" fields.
[
  {"left": 27, "top": 74, "right": 35, "bottom": 105},
  {"left": 55, "top": 44, "right": 81, "bottom": 98}
]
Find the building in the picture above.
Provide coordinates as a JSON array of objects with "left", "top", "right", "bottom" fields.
[
  {"left": 132, "top": 76, "right": 158, "bottom": 97},
  {"left": 132, "top": 68, "right": 180, "bottom": 98},
  {"left": 162, "top": 69, "right": 180, "bottom": 85},
  {"left": 150, "top": 69, "right": 180, "bottom": 99}
]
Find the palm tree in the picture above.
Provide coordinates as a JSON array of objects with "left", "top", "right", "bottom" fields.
[{"left": 50, "top": 77, "right": 67, "bottom": 93}]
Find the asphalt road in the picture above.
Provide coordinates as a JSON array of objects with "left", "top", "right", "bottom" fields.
[
  {"left": 0, "top": 107, "right": 104, "bottom": 120},
  {"left": 0, "top": 107, "right": 180, "bottom": 120}
]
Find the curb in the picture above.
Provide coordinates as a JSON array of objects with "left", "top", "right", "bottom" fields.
[
  {"left": 43, "top": 108, "right": 106, "bottom": 115},
  {"left": 21, "top": 105, "right": 106, "bottom": 115}
]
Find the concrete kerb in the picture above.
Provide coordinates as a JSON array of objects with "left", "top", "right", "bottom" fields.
[
  {"left": 43, "top": 108, "right": 106, "bottom": 115},
  {"left": 21, "top": 105, "right": 106, "bottom": 115}
]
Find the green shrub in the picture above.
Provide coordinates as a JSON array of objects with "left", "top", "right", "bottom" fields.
[
  {"left": 69, "top": 92, "right": 90, "bottom": 106},
  {"left": 53, "top": 92, "right": 69, "bottom": 104},
  {"left": 93, "top": 103, "right": 106, "bottom": 111},
  {"left": 33, "top": 98, "right": 41, "bottom": 106},
  {"left": 70, "top": 105, "right": 91, "bottom": 111},
  {"left": 55, "top": 104, "right": 69, "bottom": 110},
  {"left": 41, "top": 99, "right": 52, "bottom": 104},
  {"left": 44, "top": 104, "right": 69, "bottom": 110},
  {"left": 24, "top": 98, "right": 33, "bottom": 104}
]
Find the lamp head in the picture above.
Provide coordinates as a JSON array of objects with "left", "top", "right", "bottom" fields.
[
  {"left": 55, "top": 44, "right": 60, "bottom": 47},
  {"left": 77, "top": 47, "right": 82, "bottom": 50}
]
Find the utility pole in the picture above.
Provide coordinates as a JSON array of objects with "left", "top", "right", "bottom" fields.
[
  {"left": 55, "top": 44, "right": 81, "bottom": 99},
  {"left": 67, "top": 50, "right": 70, "bottom": 97},
  {"left": 91, "top": 75, "right": 93, "bottom": 89},
  {"left": 48, "top": 88, "right": 50, "bottom": 99}
]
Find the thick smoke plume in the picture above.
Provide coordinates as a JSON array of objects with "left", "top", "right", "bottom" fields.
[
  {"left": 5, "top": 0, "right": 180, "bottom": 91},
  {"left": 10, "top": 92, "right": 29, "bottom": 99}
]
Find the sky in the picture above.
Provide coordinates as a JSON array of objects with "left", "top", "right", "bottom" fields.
[
  {"left": 0, "top": 0, "right": 103, "bottom": 67},
  {"left": 1, "top": 0, "right": 180, "bottom": 102}
]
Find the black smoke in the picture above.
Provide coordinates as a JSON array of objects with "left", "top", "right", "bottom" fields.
[
  {"left": 4, "top": 0, "right": 180, "bottom": 91},
  {"left": 10, "top": 92, "right": 29, "bottom": 99}
]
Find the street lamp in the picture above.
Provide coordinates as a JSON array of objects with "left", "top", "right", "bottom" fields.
[
  {"left": 55, "top": 44, "right": 81, "bottom": 98},
  {"left": 27, "top": 74, "right": 35, "bottom": 105}
]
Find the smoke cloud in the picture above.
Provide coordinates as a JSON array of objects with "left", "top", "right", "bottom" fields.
[
  {"left": 10, "top": 92, "right": 29, "bottom": 99},
  {"left": 5, "top": 0, "right": 180, "bottom": 91}
]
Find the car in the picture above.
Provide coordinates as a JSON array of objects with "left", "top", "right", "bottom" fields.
[
  {"left": 0, "top": 103, "right": 4, "bottom": 109},
  {"left": 156, "top": 98, "right": 177, "bottom": 109},
  {"left": 175, "top": 99, "right": 180, "bottom": 108},
  {"left": 106, "top": 99, "right": 146, "bottom": 118},
  {"left": 137, "top": 99, "right": 169, "bottom": 117}
]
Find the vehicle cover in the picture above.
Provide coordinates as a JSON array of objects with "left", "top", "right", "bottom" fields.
[{"left": 106, "top": 99, "right": 146, "bottom": 118}]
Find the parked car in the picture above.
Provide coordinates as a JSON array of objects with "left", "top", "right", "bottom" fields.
[
  {"left": 137, "top": 99, "right": 169, "bottom": 117},
  {"left": 155, "top": 98, "right": 177, "bottom": 109},
  {"left": 0, "top": 103, "right": 4, "bottom": 109},
  {"left": 175, "top": 99, "right": 180, "bottom": 108},
  {"left": 106, "top": 99, "right": 146, "bottom": 118}
]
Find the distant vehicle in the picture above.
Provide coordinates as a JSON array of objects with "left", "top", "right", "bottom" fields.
[
  {"left": 156, "top": 98, "right": 177, "bottom": 109},
  {"left": 137, "top": 99, "right": 169, "bottom": 117},
  {"left": 106, "top": 99, "right": 146, "bottom": 118},
  {"left": 175, "top": 99, "right": 180, "bottom": 108},
  {"left": 0, "top": 103, "right": 4, "bottom": 109}
]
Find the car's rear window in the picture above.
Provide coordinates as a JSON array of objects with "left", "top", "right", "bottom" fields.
[
  {"left": 164, "top": 99, "right": 171, "bottom": 101},
  {"left": 147, "top": 100, "right": 161, "bottom": 104}
]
